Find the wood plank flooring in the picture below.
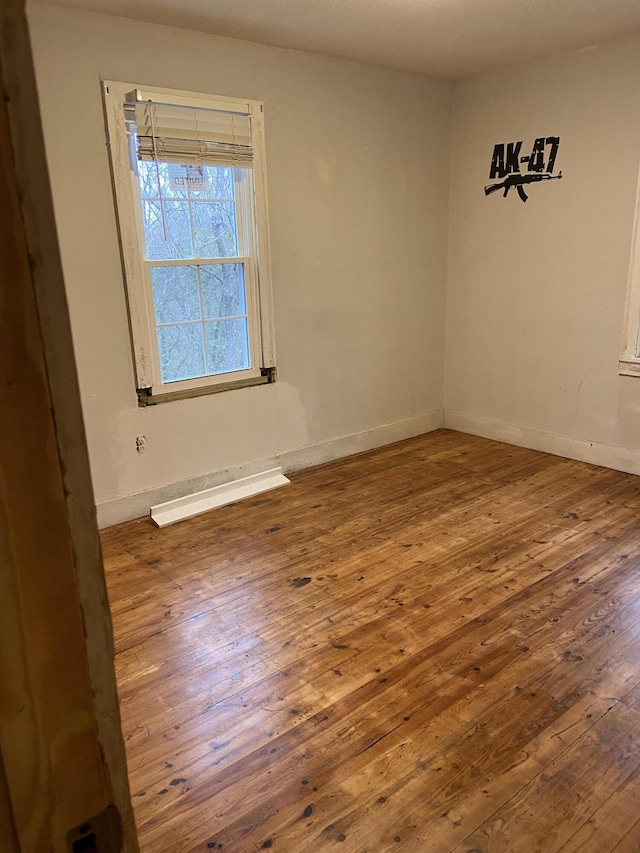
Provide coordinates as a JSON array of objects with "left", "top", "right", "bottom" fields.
[{"left": 101, "top": 429, "right": 640, "bottom": 852}]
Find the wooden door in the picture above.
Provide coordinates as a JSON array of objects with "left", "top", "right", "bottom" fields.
[{"left": 0, "top": 2, "right": 139, "bottom": 850}]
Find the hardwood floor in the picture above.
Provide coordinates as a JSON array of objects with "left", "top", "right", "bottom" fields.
[{"left": 101, "top": 429, "right": 640, "bottom": 852}]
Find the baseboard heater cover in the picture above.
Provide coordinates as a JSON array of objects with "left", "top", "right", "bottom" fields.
[{"left": 150, "top": 467, "right": 290, "bottom": 527}]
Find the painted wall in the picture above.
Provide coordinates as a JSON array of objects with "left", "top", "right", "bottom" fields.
[
  {"left": 29, "top": 3, "right": 640, "bottom": 526},
  {"left": 446, "top": 35, "right": 640, "bottom": 471},
  {"left": 27, "top": 3, "right": 451, "bottom": 524}
]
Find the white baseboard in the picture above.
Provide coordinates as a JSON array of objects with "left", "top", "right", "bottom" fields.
[
  {"left": 96, "top": 409, "right": 444, "bottom": 529},
  {"left": 278, "top": 409, "right": 445, "bottom": 473},
  {"left": 445, "top": 410, "right": 640, "bottom": 477}
]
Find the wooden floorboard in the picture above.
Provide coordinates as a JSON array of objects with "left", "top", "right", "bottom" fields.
[{"left": 101, "top": 429, "right": 640, "bottom": 852}]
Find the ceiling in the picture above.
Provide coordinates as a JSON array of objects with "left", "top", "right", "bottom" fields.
[{"left": 37, "top": 0, "right": 640, "bottom": 78}]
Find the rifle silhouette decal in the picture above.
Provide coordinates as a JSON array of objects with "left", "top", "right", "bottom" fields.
[
  {"left": 485, "top": 171, "right": 562, "bottom": 203},
  {"left": 485, "top": 136, "right": 561, "bottom": 203}
]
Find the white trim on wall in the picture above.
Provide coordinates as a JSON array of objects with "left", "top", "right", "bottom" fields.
[
  {"left": 444, "top": 410, "right": 640, "bottom": 477},
  {"left": 96, "top": 409, "right": 445, "bottom": 528},
  {"left": 619, "top": 149, "right": 640, "bottom": 376}
]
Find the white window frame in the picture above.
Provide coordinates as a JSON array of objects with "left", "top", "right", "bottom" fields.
[
  {"left": 102, "top": 81, "right": 276, "bottom": 403},
  {"left": 619, "top": 161, "right": 640, "bottom": 376}
]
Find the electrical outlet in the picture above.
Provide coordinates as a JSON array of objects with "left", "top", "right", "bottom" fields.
[{"left": 136, "top": 435, "right": 146, "bottom": 454}]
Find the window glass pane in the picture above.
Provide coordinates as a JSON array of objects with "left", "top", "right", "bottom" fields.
[
  {"left": 192, "top": 202, "right": 237, "bottom": 258},
  {"left": 202, "top": 166, "right": 234, "bottom": 200},
  {"left": 139, "top": 162, "right": 206, "bottom": 199},
  {"left": 137, "top": 160, "right": 160, "bottom": 197},
  {"left": 138, "top": 161, "right": 235, "bottom": 200},
  {"left": 157, "top": 323, "right": 206, "bottom": 382},
  {"left": 151, "top": 266, "right": 201, "bottom": 324},
  {"left": 201, "top": 264, "right": 246, "bottom": 319},
  {"left": 205, "top": 319, "right": 249, "bottom": 374},
  {"left": 142, "top": 200, "right": 193, "bottom": 259}
]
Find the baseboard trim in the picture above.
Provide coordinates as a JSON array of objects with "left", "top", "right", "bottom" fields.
[
  {"left": 278, "top": 409, "right": 445, "bottom": 474},
  {"left": 96, "top": 409, "right": 445, "bottom": 529},
  {"left": 444, "top": 410, "right": 640, "bottom": 477}
]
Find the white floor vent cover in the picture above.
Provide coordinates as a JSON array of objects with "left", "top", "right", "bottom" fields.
[{"left": 150, "top": 467, "right": 290, "bottom": 527}]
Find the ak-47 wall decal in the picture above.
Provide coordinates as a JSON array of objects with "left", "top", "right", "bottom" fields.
[{"left": 485, "top": 136, "right": 562, "bottom": 203}]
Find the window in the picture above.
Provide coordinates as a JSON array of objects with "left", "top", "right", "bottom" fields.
[
  {"left": 102, "top": 81, "right": 275, "bottom": 404},
  {"left": 619, "top": 167, "right": 640, "bottom": 376}
]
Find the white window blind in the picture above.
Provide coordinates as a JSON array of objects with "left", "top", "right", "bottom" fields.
[{"left": 128, "top": 97, "right": 253, "bottom": 167}]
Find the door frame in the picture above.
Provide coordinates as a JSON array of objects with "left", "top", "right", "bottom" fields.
[{"left": 0, "top": 2, "right": 138, "bottom": 850}]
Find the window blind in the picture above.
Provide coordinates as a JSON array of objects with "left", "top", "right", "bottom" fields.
[{"left": 129, "top": 99, "right": 253, "bottom": 167}]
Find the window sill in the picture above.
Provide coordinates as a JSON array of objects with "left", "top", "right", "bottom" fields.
[
  {"left": 618, "top": 358, "right": 640, "bottom": 377},
  {"left": 137, "top": 366, "right": 275, "bottom": 406}
]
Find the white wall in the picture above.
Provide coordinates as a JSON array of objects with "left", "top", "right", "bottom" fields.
[
  {"left": 27, "top": 3, "right": 451, "bottom": 525},
  {"left": 446, "top": 34, "right": 640, "bottom": 473},
  {"left": 29, "top": 3, "right": 640, "bottom": 526}
]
